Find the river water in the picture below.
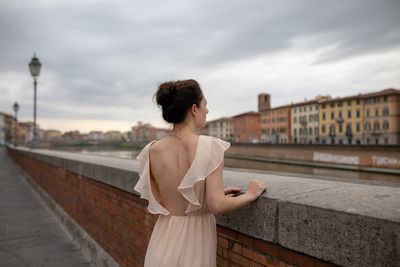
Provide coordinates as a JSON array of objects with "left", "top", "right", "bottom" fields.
[{"left": 53, "top": 147, "right": 400, "bottom": 185}]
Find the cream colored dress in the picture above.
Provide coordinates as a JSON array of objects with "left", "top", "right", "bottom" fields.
[{"left": 134, "top": 135, "right": 230, "bottom": 267}]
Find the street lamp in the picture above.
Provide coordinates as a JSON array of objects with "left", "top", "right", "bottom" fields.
[
  {"left": 29, "top": 54, "right": 41, "bottom": 148},
  {"left": 13, "top": 102, "right": 19, "bottom": 147}
]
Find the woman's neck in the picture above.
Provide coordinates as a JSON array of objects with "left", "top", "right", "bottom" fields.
[{"left": 171, "top": 122, "right": 196, "bottom": 137}]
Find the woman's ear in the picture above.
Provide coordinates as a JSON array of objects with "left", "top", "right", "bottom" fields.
[{"left": 191, "top": 103, "right": 197, "bottom": 116}]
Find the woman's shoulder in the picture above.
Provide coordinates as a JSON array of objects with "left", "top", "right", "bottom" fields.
[
  {"left": 199, "top": 135, "right": 230, "bottom": 151},
  {"left": 201, "top": 135, "right": 230, "bottom": 143}
]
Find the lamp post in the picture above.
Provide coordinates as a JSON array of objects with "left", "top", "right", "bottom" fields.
[
  {"left": 29, "top": 54, "right": 41, "bottom": 149},
  {"left": 13, "top": 102, "right": 19, "bottom": 147}
]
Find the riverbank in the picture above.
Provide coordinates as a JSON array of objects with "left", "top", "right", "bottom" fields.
[
  {"left": 228, "top": 143, "right": 400, "bottom": 170},
  {"left": 225, "top": 153, "right": 400, "bottom": 176}
]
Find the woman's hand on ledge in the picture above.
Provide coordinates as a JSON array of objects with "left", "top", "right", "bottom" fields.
[{"left": 245, "top": 180, "right": 267, "bottom": 201}]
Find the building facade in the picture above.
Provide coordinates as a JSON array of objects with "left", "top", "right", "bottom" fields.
[
  {"left": 363, "top": 89, "right": 400, "bottom": 145},
  {"left": 104, "top": 131, "right": 122, "bottom": 142},
  {"left": 319, "top": 96, "right": 364, "bottom": 145},
  {"left": 260, "top": 105, "right": 291, "bottom": 144},
  {"left": 291, "top": 100, "right": 319, "bottom": 144},
  {"left": 62, "top": 130, "right": 84, "bottom": 144},
  {"left": 208, "top": 117, "right": 233, "bottom": 142},
  {"left": 131, "top": 122, "right": 168, "bottom": 143},
  {"left": 0, "top": 112, "right": 14, "bottom": 145},
  {"left": 233, "top": 111, "right": 260, "bottom": 143},
  {"left": 87, "top": 131, "right": 104, "bottom": 141},
  {"left": 44, "top": 129, "right": 63, "bottom": 141}
]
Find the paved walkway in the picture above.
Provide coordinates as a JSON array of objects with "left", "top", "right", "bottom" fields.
[{"left": 0, "top": 147, "right": 94, "bottom": 267}]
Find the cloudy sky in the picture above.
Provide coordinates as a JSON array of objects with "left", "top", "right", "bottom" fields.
[{"left": 1, "top": 0, "right": 399, "bottom": 133}]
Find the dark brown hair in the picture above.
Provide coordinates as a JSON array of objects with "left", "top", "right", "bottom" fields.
[{"left": 155, "top": 79, "right": 203, "bottom": 124}]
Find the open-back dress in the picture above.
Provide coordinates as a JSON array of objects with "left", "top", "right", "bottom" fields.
[{"left": 134, "top": 135, "right": 230, "bottom": 267}]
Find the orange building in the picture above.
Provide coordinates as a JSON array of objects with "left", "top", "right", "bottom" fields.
[
  {"left": 233, "top": 111, "right": 260, "bottom": 143},
  {"left": 260, "top": 105, "right": 292, "bottom": 144}
]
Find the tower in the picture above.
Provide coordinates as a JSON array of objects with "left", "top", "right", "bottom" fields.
[{"left": 258, "top": 93, "right": 271, "bottom": 112}]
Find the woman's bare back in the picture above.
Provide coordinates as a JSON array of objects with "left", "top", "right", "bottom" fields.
[{"left": 149, "top": 135, "right": 200, "bottom": 215}]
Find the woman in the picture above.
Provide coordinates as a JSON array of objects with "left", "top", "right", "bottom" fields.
[{"left": 134, "top": 79, "right": 266, "bottom": 267}]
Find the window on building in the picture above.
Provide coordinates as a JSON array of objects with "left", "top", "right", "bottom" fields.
[
  {"left": 330, "top": 103, "right": 335, "bottom": 108},
  {"left": 309, "top": 115, "right": 313, "bottom": 122},
  {"left": 366, "top": 109, "right": 370, "bottom": 117},
  {"left": 314, "top": 114, "right": 318, "bottom": 121},
  {"left": 356, "top": 98, "right": 360, "bottom": 105},
  {"left": 383, "top": 121, "right": 389, "bottom": 131},
  {"left": 294, "top": 108, "right": 296, "bottom": 113},
  {"left": 356, "top": 122, "right": 360, "bottom": 132},
  {"left": 365, "top": 122, "right": 371, "bottom": 131},
  {"left": 348, "top": 110, "right": 351, "bottom": 118},
  {"left": 322, "top": 112, "right": 326, "bottom": 120},
  {"left": 315, "top": 105, "right": 318, "bottom": 110},
  {"left": 374, "top": 97, "right": 380, "bottom": 103},
  {"left": 356, "top": 109, "right": 360, "bottom": 118},
  {"left": 322, "top": 125, "right": 326, "bottom": 133},
  {"left": 331, "top": 111, "right": 334, "bottom": 119},
  {"left": 338, "top": 101, "right": 343, "bottom": 107},
  {"left": 384, "top": 138, "right": 389, "bottom": 145},
  {"left": 339, "top": 124, "right": 343, "bottom": 133},
  {"left": 346, "top": 123, "right": 352, "bottom": 135},
  {"left": 348, "top": 100, "right": 352, "bottom": 106},
  {"left": 293, "top": 117, "right": 297, "bottom": 123},
  {"left": 314, "top": 127, "right": 318, "bottom": 135},
  {"left": 375, "top": 108, "right": 379, "bottom": 117},
  {"left": 339, "top": 111, "right": 342, "bottom": 118},
  {"left": 330, "top": 124, "right": 335, "bottom": 136},
  {"left": 299, "top": 128, "right": 303, "bottom": 135},
  {"left": 309, "top": 127, "right": 312, "bottom": 135},
  {"left": 366, "top": 98, "right": 371, "bottom": 104},
  {"left": 384, "top": 95, "right": 388, "bottom": 102},
  {"left": 374, "top": 121, "right": 380, "bottom": 131},
  {"left": 322, "top": 103, "right": 326, "bottom": 108},
  {"left": 383, "top": 107, "right": 389, "bottom": 116},
  {"left": 309, "top": 106, "right": 312, "bottom": 111},
  {"left": 294, "top": 129, "right": 297, "bottom": 135}
]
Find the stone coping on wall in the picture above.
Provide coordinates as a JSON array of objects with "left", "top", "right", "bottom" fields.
[{"left": 11, "top": 146, "right": 400, "bottom": 267}]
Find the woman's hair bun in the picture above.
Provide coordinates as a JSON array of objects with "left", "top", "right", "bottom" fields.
[
  {"left": 156, "top": 81, "right": 175, "bottom": 107},
  {"left": 154, "top": 79, "right": 203, "bottom": 124}
]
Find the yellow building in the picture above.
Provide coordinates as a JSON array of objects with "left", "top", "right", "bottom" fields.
[
  {"left": 318, "top": 88, "right": 400, "bottom": 145},
  {"left": 319, "top": 95, "right": 364, "bottom": 145}
]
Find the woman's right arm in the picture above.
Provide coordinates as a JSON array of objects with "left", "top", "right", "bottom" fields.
[{"left": 205, "top": 161, "right": 266, "bottom": 215}]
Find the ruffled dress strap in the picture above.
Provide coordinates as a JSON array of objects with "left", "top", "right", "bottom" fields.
[
  {"left": 178, "top": 136, "right": 230, "bottom": 214},
  {"left": 134, "top": 141, "right": 170, "bottom": 215}
]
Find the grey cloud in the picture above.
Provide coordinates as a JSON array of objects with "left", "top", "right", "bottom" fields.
[{"left": 1, "top": 0, "right": 399, "bottom": 128}]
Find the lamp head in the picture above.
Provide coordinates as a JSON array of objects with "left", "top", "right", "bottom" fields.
[
  {"left": 29, "top": 54, "right": 41, "bottom": 77},
  {"left": 13, "top": 102, "right": 19, "bottom": 113}
]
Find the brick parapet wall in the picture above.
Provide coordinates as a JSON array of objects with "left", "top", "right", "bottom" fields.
[{"left": 6, "top": 146, "right": 400, "bottom": 267}]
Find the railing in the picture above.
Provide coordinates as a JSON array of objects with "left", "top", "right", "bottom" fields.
[{"left": 6, "top": 145, "right": 400, "bottom": 267}]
